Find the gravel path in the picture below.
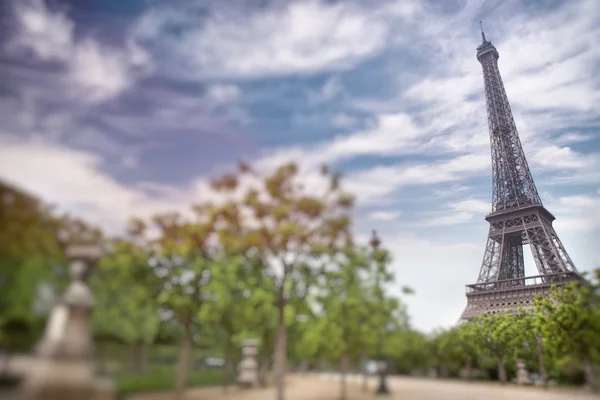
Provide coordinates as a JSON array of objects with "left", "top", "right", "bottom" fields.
[{"left": 128, "top": 374, "right": 598, "bottom": 400}]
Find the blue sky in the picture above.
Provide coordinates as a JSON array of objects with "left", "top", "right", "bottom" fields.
[{"left": 1, "top": 0, "right": 599, "bottom": 332}]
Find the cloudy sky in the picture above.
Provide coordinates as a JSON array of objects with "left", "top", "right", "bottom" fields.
[{"left": 1, "top": 0, "right": 599, "bottom": 332}]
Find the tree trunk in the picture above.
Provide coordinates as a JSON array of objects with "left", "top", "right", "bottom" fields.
[
  {"left": 222, "top": 340, "right": 231, "bottom": 392},
  {"left": 536, "top": 342, "right": 546, "bottom": 382},
  {"left": 340, "top": 352, "right": 348, "bottom": 400},
  {"left": 274, "top": 294, "right": 287, "bottom": 400},
  {"left": 132, "top": 342, "right": 148, "bottom": 372},
  {"left": 124, "top": 344, "right": 137, "bottom": 373},
  {"left": 140, "top": 342, "right": 149, "bottom": 372},
  {"left": 496, "top": 355, "right": 507, "bottom": 385},
  {"left": 173, "top": 323, "right": 193, "bottom": 400},
  {"left": 361, "top": 351, "right": 368, "bottom": 392},
  {"left": 96, "top": 340, "right": 108, "bottom": 375},
  {"left": 583, "top": 354, "right": 597, "bottom": 392},
  {"left": 259, "top": 347, "right": 270, "bottom": 387}
]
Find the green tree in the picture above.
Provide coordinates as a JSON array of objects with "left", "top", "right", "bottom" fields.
[
  {"left": 476, "top": 313, "right": 515, "bottom": 384},
  {"left": 387, "top": 329, "right": 431, "bottom": 376},
  {"left": 146, "top": 210, "right": 219, "bottom": 400},
  {"left": 456, "top": 321, "right": 483, "bottom": 379},
  {"left": 209, "top": 162, "right": 355, "bottom": 400},
  {"left": 90, "top": 239, "right": 160, "bottom": 373},
  {"left": 0, "top": 182, "right": 63, "bottom": 350},
  {"left": 200, "top": 254, "right": 252, "bottom": 391},
  {"left": 534, "top": 270, "right": 600, "bottom": 391},
  {"left": 0, "top": 182, "right": 104, "bottom": 352},
  {"left": 509, "top": 310, "right": 547, "bottom": 381},
  {"left": 312, "top": 247, "right": 374, "bottom": 400}
]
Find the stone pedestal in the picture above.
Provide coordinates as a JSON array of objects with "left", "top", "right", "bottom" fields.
[
  {"left": 237, "top": 339, "right": 259, "bottom": 388},
  {"left": 516, "top": 359, "right": 532, "bottom": 385},
  {"left": 19, "top": 242, "right": 115, "bottom": 400}
]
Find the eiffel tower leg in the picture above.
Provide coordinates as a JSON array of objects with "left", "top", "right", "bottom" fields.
[
  {"left": 498, "top": 235, "right": 524, "bottom": 282},
  {"left": 523, "top": 213, "right": 577, "bottom": 278},
  {"left": 477, "top": 226, "right": 503, "bottom": 284},
  {"left": 540, "top": 218, "right": 576, "bottom": 272}
]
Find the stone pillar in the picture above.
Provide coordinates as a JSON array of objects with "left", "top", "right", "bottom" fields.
[
  {"left": 237, "top": 339, "right": 259, "bottom": 388},
  {"left": 19, "top": 242, "right": 110, "bottom": 400},
  {"left": 516, "top": 359, "right": 532, "bottom": 386}
]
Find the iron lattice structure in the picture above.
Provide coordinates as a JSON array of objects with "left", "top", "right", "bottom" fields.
[{"left": 461, "top": 30, "right": 580, "bottom": 319}]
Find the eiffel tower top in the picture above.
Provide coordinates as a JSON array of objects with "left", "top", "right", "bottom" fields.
[
  {"left": 476, "top": 21, "right": 499, "bottom": 61},
  {"left": 475, "top": 25, "right": 542, "bottom": 213}
]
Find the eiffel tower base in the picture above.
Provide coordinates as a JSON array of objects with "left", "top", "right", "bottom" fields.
[{"left": 460, "top": 272, "right": 580, "bottom": 319}]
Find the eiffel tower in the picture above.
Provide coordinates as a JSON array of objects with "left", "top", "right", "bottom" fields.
[{"left": 461, "top": 25, "right": 581, "bottom": 320}]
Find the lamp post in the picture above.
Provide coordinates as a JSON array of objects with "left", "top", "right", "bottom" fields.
[{"left": 370, "top": 230, "right": 390, "bottom": 396}]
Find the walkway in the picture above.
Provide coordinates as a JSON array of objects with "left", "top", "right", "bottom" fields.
[{"left": 129, "top": 374, "right": 597, "bottom": 400}]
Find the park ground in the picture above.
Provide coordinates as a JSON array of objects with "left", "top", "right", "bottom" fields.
[{"left": 128, "top": 374, "right": 599, "bottom": 400}]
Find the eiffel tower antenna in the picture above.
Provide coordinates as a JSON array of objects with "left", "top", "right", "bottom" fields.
[
  {"left": 461, "top": 28, "right": 581, "bottom": 320},
  {"left": 479, "top": 20, "right": 487, "bottom": 42}
]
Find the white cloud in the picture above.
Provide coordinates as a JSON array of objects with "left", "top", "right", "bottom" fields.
[
  {"left": 451, "top": 199, "right": 490, "bottom": 214},
  {"left": 255, "top": 112, "right": 434, "bottom": 173},
  {"left": 0, "top": 136, "right": 201, "bottom": 233},
  {"left": 550, "top": 194, "right": 600, "bottom": 232},
  {"left": 10, "top": 0, "right": 152, "bottom": 103},
  {"left": 531, "top": 145, "right": 598, "bottom": 170},
  {"left": 10, "top": 0, "right": 74, "bottom": 61},
  {"left": 136, "top": 1, "right": 420, "bottom": 79},
  {"left": 368, "top": 211, "right": 402, "bottom": 221},
  {"left": 344, "top": 153, "right": 489, "bottom": 204},
  {"left": 419, "top": 211, "right": 474, "bottom": 227},
  {"left": 205, "top": 84, "right": 241, "bottom": 104},
  {"left": 70, "top": 40, "right": 135, "bottom": 103}
]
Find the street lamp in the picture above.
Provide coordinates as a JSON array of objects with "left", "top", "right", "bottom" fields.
[{"left": 370, "top": 230, "right": 390, "bottom": 395}]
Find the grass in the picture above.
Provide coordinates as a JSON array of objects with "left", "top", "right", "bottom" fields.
[{"left": 117, "top": 366, "right": 236, "bottom": 395}]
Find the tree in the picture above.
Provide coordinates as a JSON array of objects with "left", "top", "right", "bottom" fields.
[
  {"left": 144, "top": 210, "right": 219, "bottom": 400},
  {"left": 387, "top": 329, "right": 431, "bottom": 376},
  {"left": 0, "top": 182, "right": 104, "bottom": 352},
  {"left": 313, "top": 247, "right": 373, "bottom": 400},
  {"left": 509, "top": 310, "right": 546, "bottom": 381},
  {"left": 431, "top": 328, "right": 463, "bottom": 378},
  {"left": 90, "top": 239, "right": 160, "bottom": 373},
  {"left": 534, "top": 270, "right": 600, "bottom": 391},
  {"left": 456, "top": 321, "right": 483, "bottom": 380},
  {"left": 199, "top": 255, "right": 251, "bottom": 391},
  {"left": 0, "top": 181, "right": 64, "bottom": 351},
  {"left": 476, "top": 313, "right": 515, "bottom": 384},
  {"left": 209, "top": 162, "right": 355, "bottom": 400}
]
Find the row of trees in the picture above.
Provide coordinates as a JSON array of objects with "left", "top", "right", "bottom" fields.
[
  {"left": 413, "top": 274, "right": 599, "bottom": 391},
  {"left": 2, "top": 161, "right": 598, "bottom": 399},
  {"left": 0, "top": 163, "right": 408, "bottom": 400}
]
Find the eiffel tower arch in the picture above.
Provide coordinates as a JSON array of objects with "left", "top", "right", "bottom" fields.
[{"left": 460, "top": 28, "right": 581, "bottom": 320}]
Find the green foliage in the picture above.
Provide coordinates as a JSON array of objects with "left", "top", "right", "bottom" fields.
[
  {"left": 209, "top": 161, "right": 357, "bottom": 396},
  {"left": 117, "top": 366, "right": 233, "bottom": 394},
  {"left": 90, "top": 240, "right": 160, "bottom": 345},
  {"left": 534, "top": 274, "right": 600, "bottom": 362},
  {"left": 387, "top": 329, "right": 431, "bottom": 375},
  {"left": 534, "top": 271, "right": 600, "bottom": 390},
  {"left": 0, "top": 182, "right": 71, "bottom": 350}
]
